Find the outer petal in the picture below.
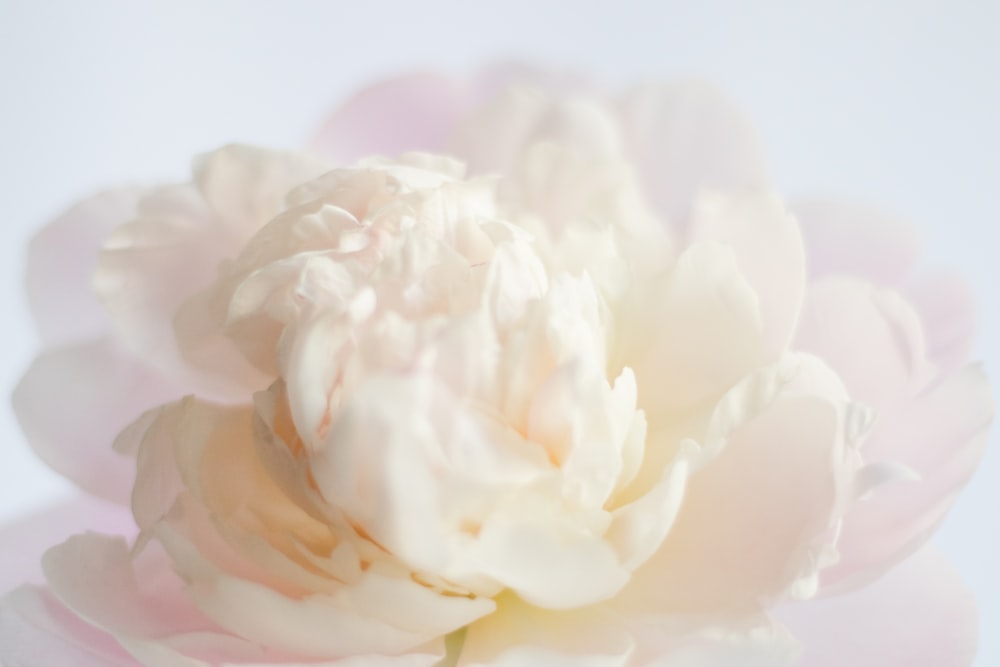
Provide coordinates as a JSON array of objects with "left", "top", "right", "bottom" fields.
[
  {"left": 26, "top": 189, "right": 142, "bottom": 347},
  {"left": 792, "top": 198, "right": 921, "bottom": 287},
  {"left": 905, "top": 270, "right": 976, "bottom": 374},
  {"left": 0, "top": 586, "right": 139, "bottom": 667},
  {"left": 312, "top": 72, "right": 478, "bottom": 164},
  {"left": 779, "top": 545, "right": 978, "bottom": 666},
  {"left": 311, "top": 64, "right": 583, "bottom": 166},
  {"left": 621, "top": 359, "right": 858, "bottom": 614},
  {"left": 615, "top": 82, "right": 768, "bottom": 230},
  {"left": 41, "top": 533, "right": 449, "bottom": 666},
  {"left": 0, "top": 494, "right": 135, "bottom": 593},
  {"left": 821, "top": 366, "right": 993, "bottom": 591},
  {"left": 93, "top": 184, "right": 244, "bottom": 398},
  {"left": 12, "top": 338, "right": 182, "bottom": 504}
]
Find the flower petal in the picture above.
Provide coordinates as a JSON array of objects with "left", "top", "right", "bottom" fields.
[
  {"left": 689, "top": 190, "right": 805, "bottom": 357},
  {"left": 0, "top": 495, "right": 135, "bottom": 593},
  {"left": 26, "top": 189, "right": 142, "bottom": 347},
  {"left": 629, "top": 241, "right": 766, "bottom": 416},
  {"left": 821, "top": 366, "right": 993, "bottom": 591},
  {"left": 905, "top": 270, "right": 976, "bottom": 375},
  {"left": 0, "top": 585, "right": 139, "bottom": 667},
  {"left": 312, "top": 72, "right": 479, "bottom": 164},
  {"left": 792, "top": 198, "right": 921, "bottom": 287},
  {"left": 615, "top": 82, "right": 768, "bottom": 230},
  {"left": 779, "top": 545, "right": 978, "bottom": 666},
  {"left": 12, "top": 338, "right": 182, "bottom": 504},
  {"left": 622, "top": 386, "right": 852, "bottom": 614}
]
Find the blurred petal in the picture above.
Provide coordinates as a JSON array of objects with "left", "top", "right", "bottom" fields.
[
  {"left": 689, "top": 190, "right": 805, "bottom": 357},
  {"left": 623, "top": 393, "right": 848, "bottom": 614},
  {"left": 93, "top": 184, "right": 242, "bottom": 397},
  {"left": 905, "top": 271, "right": 976, "bottom": 374},
  {"left": 821, "top": 366, "right": 992, "bottom": 591},
  {"left": 0, "top": 495, "right": 135, "bottom": 592},
  {"left": 615, "top": 82, "right": 768, "bottom": 230},
  {"left": 26, "top": 189, "right": 142, "bottom": 346},
  {"left": 631, "top": 242, "right": 766, "bottom": 416},
  {"left": 312, "top": 72, "right": 479, "bottom": 164},
  {"left": 794, "top": 278, "right": 930, "bottom": 412},
  {"left": 458, "top": 594, "right": 634, "bottom": 667},
  {"left": 792, "top": 199, "right": 920, "bottom": 286},
  {"left": 0, "top": 586, "right": 139, "bottom": 667},
  {"left": 780, "top": 545, "right": 978, "bottom": 667},
  {"left": 12, "top": 338, "right": 182, "bottom": 504}
]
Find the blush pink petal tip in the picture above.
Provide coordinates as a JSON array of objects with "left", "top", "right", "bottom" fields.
[
  {"left": 779, "top": 544, "right": 978, "bottom": 667},
  {"left": 11, "top": 337, "right": 183, "bottom": 505},
  {"left": 26, "top": 188, "right": 144, "bottom": 347},
  {"left": 0, "top": 495, "right": 136, "bottom": 594}
]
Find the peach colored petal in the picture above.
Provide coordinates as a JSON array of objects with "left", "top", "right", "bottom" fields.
[
  {"left": 26, "top": 189, "right": 143, "bottom": 347},
  {"left": 780, "top": 545, "right": 978, "bottom": 666},
  {"left": 12, "top": 338, "right": 182, "bottom": 504}
]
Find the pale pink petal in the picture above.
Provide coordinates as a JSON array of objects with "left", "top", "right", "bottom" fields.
[
  {"left": 792, "top": 198, "right": 921, "bottom": 286},
  {"left": 0, "top": 586, "right": 139, "bottom": 666},
  {"left": 622, "top": 394, "right": 846, "bottom": 614},
  {"left": 92, "top": 184, "right": 242, "bottom": 396},
  {"left": 821, "top": 366, "right": 992, "bottom": 591},
  {"left": 192, "top": 144, "right": 332, "bottom": 239},
  {"left": 689, "top": 190, "right": 805, "bottom": 357},
  {"left": 780, "top": 545, "right": 978, "bottom": 666},
  {"left": 12, "top": 338, "right": 183, "bottom": 504},
  {"left": 793, "top": 277, "right": 929, "bottom": 412},
  {"left": 905, "top": 270, "right": 976, "bottom": 374},
  {"left": 311, "top": 72, "right": 479, "bottom": 164},
  {"left": 615, "top": 82, "right": 768, "bottom": 230},
  {"left": 0, "top": 495, "right": 135, "bottom": 593},
  {"left": 26, "top": 188, "right": 143, "bottom": 346}
]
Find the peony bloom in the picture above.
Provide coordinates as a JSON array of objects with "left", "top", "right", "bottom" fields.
[{"left": 0, "top": 67, "right": 992, "bottom": 666}]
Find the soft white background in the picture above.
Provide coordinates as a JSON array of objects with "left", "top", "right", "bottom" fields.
[{"left": 1, "top": 0, "right": 997, "bottom": 663}]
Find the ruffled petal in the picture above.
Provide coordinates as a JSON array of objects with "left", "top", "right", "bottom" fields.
[
  {"left": 26, "top": 189, "right": 143, "bottom": 347},
  {"left": 40, "top": 533, "right": 448, "bottom": 666},
  {"left": 12, "top": 338, "right": 182, "bottom": 504},
  {"left": 780, "top": 545, "right": 978, "bottom": 666}
]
